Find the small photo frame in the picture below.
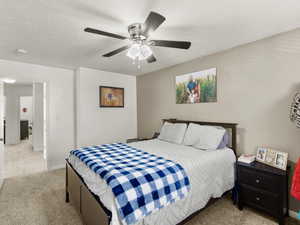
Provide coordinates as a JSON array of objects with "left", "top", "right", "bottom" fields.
[
  {"left": 256, "top": 147, "right": 267, "bottom": 162},
  {"left": 274, "top": 152, "right": 288, "bottom": 170}
]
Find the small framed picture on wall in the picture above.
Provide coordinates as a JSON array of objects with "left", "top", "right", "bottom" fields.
[{"left": 99, "top": 86, "right": 124, "bottom": 108}]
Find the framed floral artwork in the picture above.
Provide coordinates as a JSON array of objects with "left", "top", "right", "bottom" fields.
[{"left": 99, "top": 86, "right": 124, "bottom": 108}]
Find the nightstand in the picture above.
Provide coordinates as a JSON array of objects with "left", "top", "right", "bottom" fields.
[
  {"left": 237, "top": 161, "right": 289, "bottom": 225},
  {"left": 126, "top": 138, "right": 150, "bottom": 143}
]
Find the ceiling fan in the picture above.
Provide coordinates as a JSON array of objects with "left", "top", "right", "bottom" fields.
[{"left": 84, "top": 11, "right": 191, "bottom": 66}]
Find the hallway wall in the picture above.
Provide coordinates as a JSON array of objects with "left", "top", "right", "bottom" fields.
[
  {"left": 4, "top": 84, "right": 32, "bottom": 144},
  {"left": 20, "top": 96, "right": 33, "bottom": 123}
]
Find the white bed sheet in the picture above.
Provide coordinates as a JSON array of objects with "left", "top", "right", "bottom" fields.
[{"left": 68, "top": 139, "right": 236, "bottom": 225}]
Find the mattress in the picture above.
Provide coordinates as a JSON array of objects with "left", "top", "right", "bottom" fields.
[{"left": 68, "top": 139, "right": 236, "bottom": 225}]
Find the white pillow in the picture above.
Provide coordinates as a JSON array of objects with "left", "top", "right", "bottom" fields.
[
  {"left": 193, "top": 125, "right": 226, "bottom": 150},
  {"left": 158, "top": 122, "right": 187, "bottom": 144},
  {"left": 183, "top": 123, "right": 203, "bottom": 146}
]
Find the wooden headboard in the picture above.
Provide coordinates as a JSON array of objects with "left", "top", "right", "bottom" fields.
[{"left": 163, "top": 119, "right": 238, "bottom": 156}]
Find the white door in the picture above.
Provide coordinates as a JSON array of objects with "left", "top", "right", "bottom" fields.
[{"left": 0, "top": 81, "right": 4, "bottom": 187}]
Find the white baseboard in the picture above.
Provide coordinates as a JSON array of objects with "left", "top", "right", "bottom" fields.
[
  {"left": 33, "top": 147, "right": 44, "bottom": 152},
  {"left": 289, "top": 210, "right": 299, "bottom": 220},
  {"left": 47, "top": 163, "right": 65, "bottom": 171}
]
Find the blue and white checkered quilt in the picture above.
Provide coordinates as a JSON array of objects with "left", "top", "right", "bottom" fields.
[{"left": 70, "top": 143, "right": 191, "bottom": 225}]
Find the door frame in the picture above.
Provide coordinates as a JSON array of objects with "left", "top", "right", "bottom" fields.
[
  {"left": 0, "top": 81, "right": 4, "bottom": 188},
  {"left": 1, "top": 81, "right": 50, "bottom": 179}
]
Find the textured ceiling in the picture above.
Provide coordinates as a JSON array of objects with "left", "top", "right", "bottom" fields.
[{"left": 1, "top": 0, "right": 300, "bottom": 75}]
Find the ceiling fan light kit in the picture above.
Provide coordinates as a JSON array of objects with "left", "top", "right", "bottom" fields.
[
  {"left": 126, "top": 44, "right": 152, "bottom": 60},
  {"left": 84, "top": 11, "right": 191, "bottom": 68}
]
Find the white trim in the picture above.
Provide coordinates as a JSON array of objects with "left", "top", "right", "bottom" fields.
[
  {"left": 48, "top": 163, "right": 65, "bottom": 171},
  {"left": 0, "top": 82, "right": 4, "bottom": 192},
  {"left": 0, "top": 178, "right": 3, "bottom": 190},
  {"left": 289, "top": 210, "right": 300, "bottom": 220},
  {"left": 33, "top": 147, "right": 44, "bottom": 152},
  {"left": 74, "top": 69, "right": 79, "bottom": 149}
]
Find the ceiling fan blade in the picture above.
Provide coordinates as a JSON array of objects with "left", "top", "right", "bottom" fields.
[
  {"left": 147, "top": 55, "right": 156, "bottom": 63},
  {"left": 143, "top": 12, "right": 166, "bottom": 36},
  {"left": 84, "top": 27, "right": 127, "bottom": 40},
  {"left": 151, "top": 40, "right": 191, "bottom": 49},
  {"left": 103, "top": 45, "right": 130, "bottom": 57}
]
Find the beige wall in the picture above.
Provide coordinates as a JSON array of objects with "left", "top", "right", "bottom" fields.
[
  {"left": 138, "top": 28, "right": 300, "bottom": 163},
  {"left": 138, "top": 28, "right": 300, "bottom": 212}
]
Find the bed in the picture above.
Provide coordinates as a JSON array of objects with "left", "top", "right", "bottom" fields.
[{"left": 66, "top": 119, "right": 238, "bottom": 225}]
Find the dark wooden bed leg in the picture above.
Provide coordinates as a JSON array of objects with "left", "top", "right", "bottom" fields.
[
  {"left": 66, "top": 190, "right": 70, "bottom": 203},
  {"left": 66, "top": 162, "right": 70, "bottom": 203},
  {"left": 231, "top": 184, "right": 238, "bottom": 205}
]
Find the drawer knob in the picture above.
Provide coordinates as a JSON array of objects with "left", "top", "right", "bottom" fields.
[
  {"left": 256, "top": 197, "right": 260, "bottom": 201},
  {"left": 256, "top": 179, "right": 260, "bottom": 183}
]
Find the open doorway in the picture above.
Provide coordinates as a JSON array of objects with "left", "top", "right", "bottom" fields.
[{"left": 3, "top": 82, "right": 47, "bottom": 178}]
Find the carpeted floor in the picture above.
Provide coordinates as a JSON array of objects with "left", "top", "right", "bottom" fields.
[
  {"left": 0, "top": 169, "right": 299, "bottom": 225},
  {"left": 4, "top": 139, "right": 47, "bottom": 178}
]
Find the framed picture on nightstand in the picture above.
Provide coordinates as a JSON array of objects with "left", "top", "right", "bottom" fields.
[
  {"left": 274, "top": 152, "right": 288, "bottom": 170},
  {"left": 256, "top": 147, "right": 288, "bottom": 170},
  {"left": 256, "top": 147, "right": 267, "bottom": 162}
]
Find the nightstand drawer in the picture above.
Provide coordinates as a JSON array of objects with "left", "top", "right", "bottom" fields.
[
  {"left": 238, "top": 166, "right": 281, "bottom": 193},
  {"left": 240, "top": 185, "right": 279, "bottom": 215}
]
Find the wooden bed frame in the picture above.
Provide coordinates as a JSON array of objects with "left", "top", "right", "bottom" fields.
[{"left": 66, "top": 119, "right": 238, "bottom": 225}]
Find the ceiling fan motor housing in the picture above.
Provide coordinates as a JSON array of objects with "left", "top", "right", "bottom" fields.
[{"left": 128, "top": 23, "right": 146, "bottom": 41}]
